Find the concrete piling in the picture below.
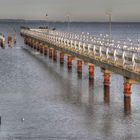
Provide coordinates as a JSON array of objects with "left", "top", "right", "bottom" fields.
[
  {"left": 103, "top": 72, "right": 110, "bottom": 86},
  {"left": 44, "top": 47, "right": 48, "bottom": 55},
  {"left": 60, "top": 52, "right": 64, "bottom": 64},
  {"left": 24, "top": 39, "right": 27, "bottom": 45},
  {"left": 32, "top": 40, "right": 34, "bottom": 49},
  {"left": 8, "top": 36, "right": 12, "bottom": 48},
  {"left": 38, "top": 43, "right": 41, "bottom": 52},
  {"left": 104, "top": 85, "right": 110, "bottom": 103},
  {"left": 77, "top": 60, "right": 82, "bottom": 74},
  {"left": 35, "top": 42, "right": 37, "bottom": 49},
  {"left": 37, "top": 43, "right": 40, "bottom": 52},
  {"left": 89, "top": 65, "right": 94, "bottom": 80},
  {"left": 33, "top": 41, "right": 35, "bottom": 49},
  {"left": 67, "top": 56, "right": 73, "bottom": 69},
  {"left": 34, "top": 42, "right": 36, "bottom": 49},
  {"left": 124, "top": 81, "right": 132, "bottom": 113},
  {"left": 49, "top": 48, "right": 53, "bottom": 58},
  {"left": 40, "top": 45, "right": 44, "bottom": 54},
  {"left": 28, "top": 39, "right": 31, "bottom": 47},
  {"left": 30, "top": 39, "right": 33, "bottom": 48},
  {"left": 14, "top": 32, "right": 16, "bottom": 44},
  {"left": 31, "top": 40, "right": 34, "bottom": 48},
  {"left": 53, "top": 49, "right": 57, "bottom": 61},
  {"left": 103, "top": 71, "right": 110, "bottom": 103}
]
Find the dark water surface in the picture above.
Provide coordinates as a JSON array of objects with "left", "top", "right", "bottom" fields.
[{"left": 0, "top": 22, "right": 140, "bottom": 139}]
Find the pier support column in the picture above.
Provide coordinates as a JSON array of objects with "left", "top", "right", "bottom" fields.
[
  {"left": 53, "top": 49, "right": 57, "bottom": 61},
  {"left": 44, "top": 47, "right": 48, "bottom": 56},
  {"left": 28, "top": 39, "right": 30, "bottom": 46},
  {"left": 34, "top": 42, "right": 37, "bottom": 50},
  {"left": 103, "top": 71, "right": 110, "bottom": 103},
  {"left": 67, "top": 56, "right": 73, "bottom": 69},
  {"left": 28, "top": 38, "right": 30, "bottom": 47},
  {"left": 27, "top": 38, "right": 30, "bottom": 46},
  {"left": 8, "top": 36, "right": 12, "bottom": 48},
  {"left": 40, "top": 44, "right": 44, "bottom": 54},
  {"left": 30, "top": 41, "right": 32, "bottom": 48},
  {"left": 25, "top": 38, "right": 28, "bottom": 45},
  {"left": 33, "top": 40, "right": 35, "bottom": 48},
  {"left": 37, "top": 42, "right": 39, "bottom": 50},
  {"left": 31, "top": 40, "right": 34, "bottom": 48},
  {"left": 77, "top": 60, "right": 82, "bottom": 74},
  {"left": 35, "top": 42, "right": 38, "bottom": 50},
  {"left": 24, "top": 39, "right": 27, "bottom": 45},
  {"left": 27, "top": 39, "right": 29, "bottom": 45},
  {"left": 60, "top": 52, "right": 64, "bottom": 64},
  {"left": 30, "top": 40, "right": 33, "bottom": 48},
  {"left": 39, "top": 43, "right": 41, "bottom": 52},
  {"left": 37, "top": 43, "right": 40, "bottom": 51},
  {"left": 124, "top": 81, "right": 132, "bottom": 113},
  {"left": 89, "top": 64, "right": 94, "bottom": 80},
  {"left": 104, "top": 84, "right": 110, "bottom": 103},
  {"left": 32, "top": 41, "right": 35, "bottom": 49},
  {"left": 49, "top": 48, "right": 53, "bottom": 58}
]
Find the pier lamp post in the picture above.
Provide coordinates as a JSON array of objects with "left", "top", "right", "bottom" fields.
[
  {"left": 46, "top": 13, "right": 49, "bottom": 29},
  {"left": 106, "top": 12, "right": 112, "bottom": 43},
  {"left": 66, "top": 14, "right": 70, "bottom": 32}
]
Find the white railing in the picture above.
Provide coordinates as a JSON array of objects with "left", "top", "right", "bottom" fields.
[{"left": 21, "top": 29, "right": 140, "bottom": 72}]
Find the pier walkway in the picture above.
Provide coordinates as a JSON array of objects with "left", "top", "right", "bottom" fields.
[{"left": 21, "top": 28, "right": 140, "bottom": 113}]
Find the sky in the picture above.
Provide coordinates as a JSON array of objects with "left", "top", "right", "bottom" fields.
[{"left": 0, "top": 0, "right": 139, "bottom": 22}]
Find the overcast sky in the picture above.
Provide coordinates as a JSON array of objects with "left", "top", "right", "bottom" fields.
[{"left": 0, "top": 0, "right": 139, "bottom": 21}]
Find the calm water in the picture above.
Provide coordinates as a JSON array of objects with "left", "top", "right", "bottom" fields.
[{"left": 0, "top": 22, "right": 140, "bottom": 140}]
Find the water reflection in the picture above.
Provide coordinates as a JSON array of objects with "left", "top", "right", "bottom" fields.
[
  {"left": 67, "top": 67, "right": 72, "bottom": 73},
  {"left": 122, "top": 115, "right": 133, "bottom": 140},
  {"left": 124, "top": 95, "right": 131, "bottom": 115},
  {"left": 77, "top": 73, "right": 82, "bottom": 79},
  {"left": 104, "top": 85, "right": 110, "bottom": 104},
  {"left": 88, "top": 79, "right": 94, "bottom": 106},
  {"left": 101, "top": 111, "right": 113, "bottom": 137}
]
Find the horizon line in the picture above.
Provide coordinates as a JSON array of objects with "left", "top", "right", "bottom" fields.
[{"left": 0, "top": 19, "right": 140, "bottom": 23}]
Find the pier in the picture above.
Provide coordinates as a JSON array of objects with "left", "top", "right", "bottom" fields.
[{"left": 21, "top": 28, "right": 140, "bottom": 113}]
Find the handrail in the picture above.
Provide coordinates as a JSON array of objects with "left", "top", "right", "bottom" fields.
[{"left": 21, "top": 29, "right": 140, "bottom": 71}]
